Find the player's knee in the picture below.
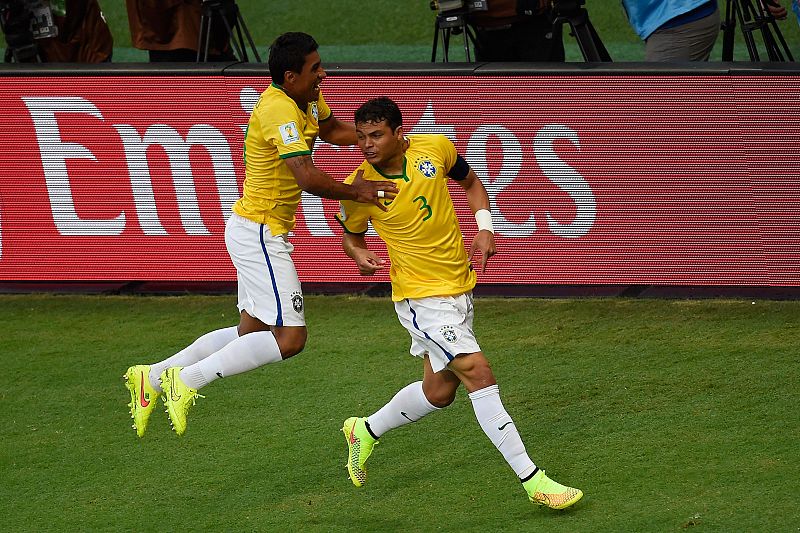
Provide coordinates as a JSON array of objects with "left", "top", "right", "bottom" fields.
[
  {"left": 279, "top": 336, "right": 306, "bottom": 358},
  {"left": 423, "top": 381, "right": 458, "bottom": 408},
  {"left": 273, "top": 327, "right": 307, "bottom": 359},
  {"left": 425, "top": 389, "right": 456, "bottom": 408}
]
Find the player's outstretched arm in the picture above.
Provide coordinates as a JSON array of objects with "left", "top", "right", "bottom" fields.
[
  {"left": 458, "top": 169, "right": 496, "bottom": 273},
  {"left": 343, "top": 233, "right": 385, "bottom": 276},
  {"left": 287, "top": 158, "right": 397, "bottom": 209}
]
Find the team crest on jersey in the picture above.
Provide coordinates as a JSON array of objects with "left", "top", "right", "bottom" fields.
[
  {"left": 291, "top": 291, "right": 304, "bottom": 313},
  {"left": 310, "top": 102, "right": 319, "bottom": 121},
  {"left": 439, "top": 325, "right": 458, "bottom": 344},
  {"left": 279, "top": 121, "right": 300, "bottom": 145},
  {"left": 415, "top": 157, "right": 437, "bottom": 179}
]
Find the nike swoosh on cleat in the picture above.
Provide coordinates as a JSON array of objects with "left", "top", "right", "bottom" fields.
[
  {"left": 400, "top": 411, "right": 413, "bottom": 421},
  {"left": 168, "top": 372, "right": 181, "bottom": 402},
  {"left": 348, "top": 421, "right": 358, "bottom": 444},
  {"left": 498, "top": 422, "right": 513, "bottom": 431},
  {"left": 216, "top": 372, "right": 223, "bottom": 378},
  {"left": 139, "top": 371, "right": 150, "bottom": 407}
]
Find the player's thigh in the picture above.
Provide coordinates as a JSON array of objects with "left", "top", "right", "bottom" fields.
[
  {"left": 447, "top": 351, "right": 496, "bottom": 393},
  {"left": 225, "top": 214, "right": 305, "bottom": 327}
]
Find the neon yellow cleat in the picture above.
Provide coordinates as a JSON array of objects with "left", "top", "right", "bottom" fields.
[
  {"left": 124, "top": 365, "right": 161, "bottom": 438},
  {"left": 342, "top": 417, "right": 378, "bottom": 487},
  {"left": 523, "top": 470, "right": 583, "bottom": 510},
  {"left": 160, "top": 367, "right": 203, "bottom": 437}
]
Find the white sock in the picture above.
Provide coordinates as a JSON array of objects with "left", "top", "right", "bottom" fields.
[
  {"left": 468, "top": 384, "right": 536, "bottom": 480},
  {"left": 178, "top": 330, "right": 282, "bottom": 389},
  {"left": 149, "top": 326, "right": 239, "bottom": 392},
  {"left": 366, "top": 381, "right": 440, "bottom": 438}
]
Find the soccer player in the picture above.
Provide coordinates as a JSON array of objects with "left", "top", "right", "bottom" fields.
[
  {"left": 123, "top": 32, "right": 398, "bottom": 437},
  {"left": 335, "top": 97, "right": 583, "bottom": 510}
]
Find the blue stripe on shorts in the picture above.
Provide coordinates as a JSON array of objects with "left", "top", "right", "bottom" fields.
[
  {"left": 407, "top": 299, "right": 454, "bottom": 362},
  {"left": 259, "top": 224, "right": 283, "bottom": 327}
]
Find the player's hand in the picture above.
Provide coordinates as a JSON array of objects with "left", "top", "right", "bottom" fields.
[
  {"left": 468, "top": 230, "right": 496, "bottom": 273},
  {"left": 350, "top": 170, "right": 399, "bottom": 211},
  {"left": 352, "top": 248, "right": 385, "bottom": 276},
  {"left": 763, "top": 0, "right": 787, "bottom": 18}
]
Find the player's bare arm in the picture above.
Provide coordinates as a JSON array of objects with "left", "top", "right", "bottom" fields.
[
  {"left": 458, "top": 169, "right": 496, "bottom": 273},
  {"left": 319, "top": 116, "right": 358, "bottom": 146},
  {"left": 342, "top": 232, "right": 385, "bottom": 275},
  {"left": 287, "top": 157, "right": 398, "bottom": 210}
]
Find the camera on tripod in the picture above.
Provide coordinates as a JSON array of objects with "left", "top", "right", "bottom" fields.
[
  {"left": 198, "top": 0, "right": 260, "bottom": 62},
  {"left": 429, "top": 0, "right": 485, "bottom": 61},
  {"left": 0, "top": 0, "right": 54, "bottom": 62}
]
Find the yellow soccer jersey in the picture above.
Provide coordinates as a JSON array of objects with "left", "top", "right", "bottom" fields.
[
  {"left": 234, "top": 83, "right": 332, "bottom": 235},
  {"left": 335, "top": 134, "right": 476, "bottom": 301}
]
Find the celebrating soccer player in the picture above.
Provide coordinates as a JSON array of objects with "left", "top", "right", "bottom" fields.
[
  {"left": 336, "top": 97, "right": 583, "bottom": 510},
  {"left": 124, "top": 32, "right": 398, "bottom": 437}
]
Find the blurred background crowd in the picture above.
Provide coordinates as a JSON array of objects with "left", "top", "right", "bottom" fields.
[{"left": 1, "top": 0, "right": 799, "bottom": 63}]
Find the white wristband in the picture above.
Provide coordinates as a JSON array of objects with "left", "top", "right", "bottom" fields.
[{"left": 475, "top": 209, "right": 494, "bottom": 233}]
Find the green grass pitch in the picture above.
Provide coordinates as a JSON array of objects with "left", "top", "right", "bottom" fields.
[{"left": 1, "top": 293, "right": 798, "bottom": 531}]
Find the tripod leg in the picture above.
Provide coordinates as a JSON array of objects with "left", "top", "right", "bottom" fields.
[
  {"left": 197, "top": 15, "right": 207, "bottom": 61},
  {"left": 203, "top": 16, "right": 213, "bottom": 61},
  {"left": 721, "top": 0, "right": 736, "bottom": 60},
  {"left": 738, "top": 1, "right": 761, "bottom": 60},
  {"left": 463, "top": 24, "right": 471, "bottom": 61},
  {"left": 771, "top": 20, "right": 795, "bottom": 60},
  {"left": 233, "top": 22, "right": 249, "bottom": 62},
  {"left": 585, "top": 19, "right": 612, "bottom": 61},
  {"left": 219, "top": 12, "right": 245, "bottom": 61},
  {"left": 432, "top": 21, "right": 439, "bottom": 62},
  {"left": 466, "top": 24, "right": 478, "bottom": 61},
  {"left": 555, "top": 10, "right": 611, "bottom": 62},
  {"left": 236, "top": 11, "right": 262, "bottom": 62}
]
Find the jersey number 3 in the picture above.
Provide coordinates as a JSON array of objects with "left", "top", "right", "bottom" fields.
[{"left": 413, "top": 195, "right": 433, "bottom": 221}]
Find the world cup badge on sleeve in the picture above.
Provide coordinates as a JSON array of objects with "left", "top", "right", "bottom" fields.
[{"left": 279, "top": 121, "right": 300, "bottom": 145}]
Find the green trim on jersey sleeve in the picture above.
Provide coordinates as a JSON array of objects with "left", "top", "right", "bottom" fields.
[
  {"left": 279, "top": 150, "right": 312, "bottom": 159},
  {"left": 334, "top": 212, "right": 368, "bottom": 235}
]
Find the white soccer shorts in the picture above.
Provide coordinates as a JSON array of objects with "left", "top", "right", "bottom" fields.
[
  {"left": 225, "top": 213, "right": 305, "bottom": 327},
  {"left": 394, "top": 292, "right": 482, "bottom": 373}
]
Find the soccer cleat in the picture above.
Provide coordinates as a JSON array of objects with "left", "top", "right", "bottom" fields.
[
  {"left": 523, "top": 470, "right": 583, "bottom": 510},
  {"left": 160, "top": 367, "right": 203, "bottom": 437},
  {"left": 124, "top": 364, "right": 161, "bottom": 438},
  {"left": 342, "top": 417, "right": 378, "bottom": 487}
]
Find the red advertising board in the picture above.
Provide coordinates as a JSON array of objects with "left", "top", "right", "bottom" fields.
[{"left": 1, "top": 74, "right": 799, "bottom": 286}]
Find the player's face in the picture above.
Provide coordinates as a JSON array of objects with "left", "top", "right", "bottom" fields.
[
  {"left": 356, "top": 120, "right": 404, "bottom": 168},
  {"left": 286, "top": 50, "right": 326, "bottom": 106}
]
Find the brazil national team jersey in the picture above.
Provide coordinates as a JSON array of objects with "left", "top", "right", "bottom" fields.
[
  {"left": 234, "top": 83, "right": 332, "bottom": 235},
  {"left": 336, "top": 134, "right": 476, "bottom": 302}
]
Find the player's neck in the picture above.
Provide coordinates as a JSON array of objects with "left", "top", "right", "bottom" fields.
[
  {"left": 277, "top": 83, "right": 309, "bottom": 110},
  {"left": 377, "top": 156, "right": 403, "bottom": 176}
]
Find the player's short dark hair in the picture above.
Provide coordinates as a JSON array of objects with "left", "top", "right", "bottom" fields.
[
  {"left": 268, "top": 32, "right": 318, "bottom": 84},
  {"left": 354, "top": 97, "right": 403, "bottom": 131}
]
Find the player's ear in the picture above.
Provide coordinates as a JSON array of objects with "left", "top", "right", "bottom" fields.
[{"left": 394, "top": 125, "right": 404, "bottom": 138}]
